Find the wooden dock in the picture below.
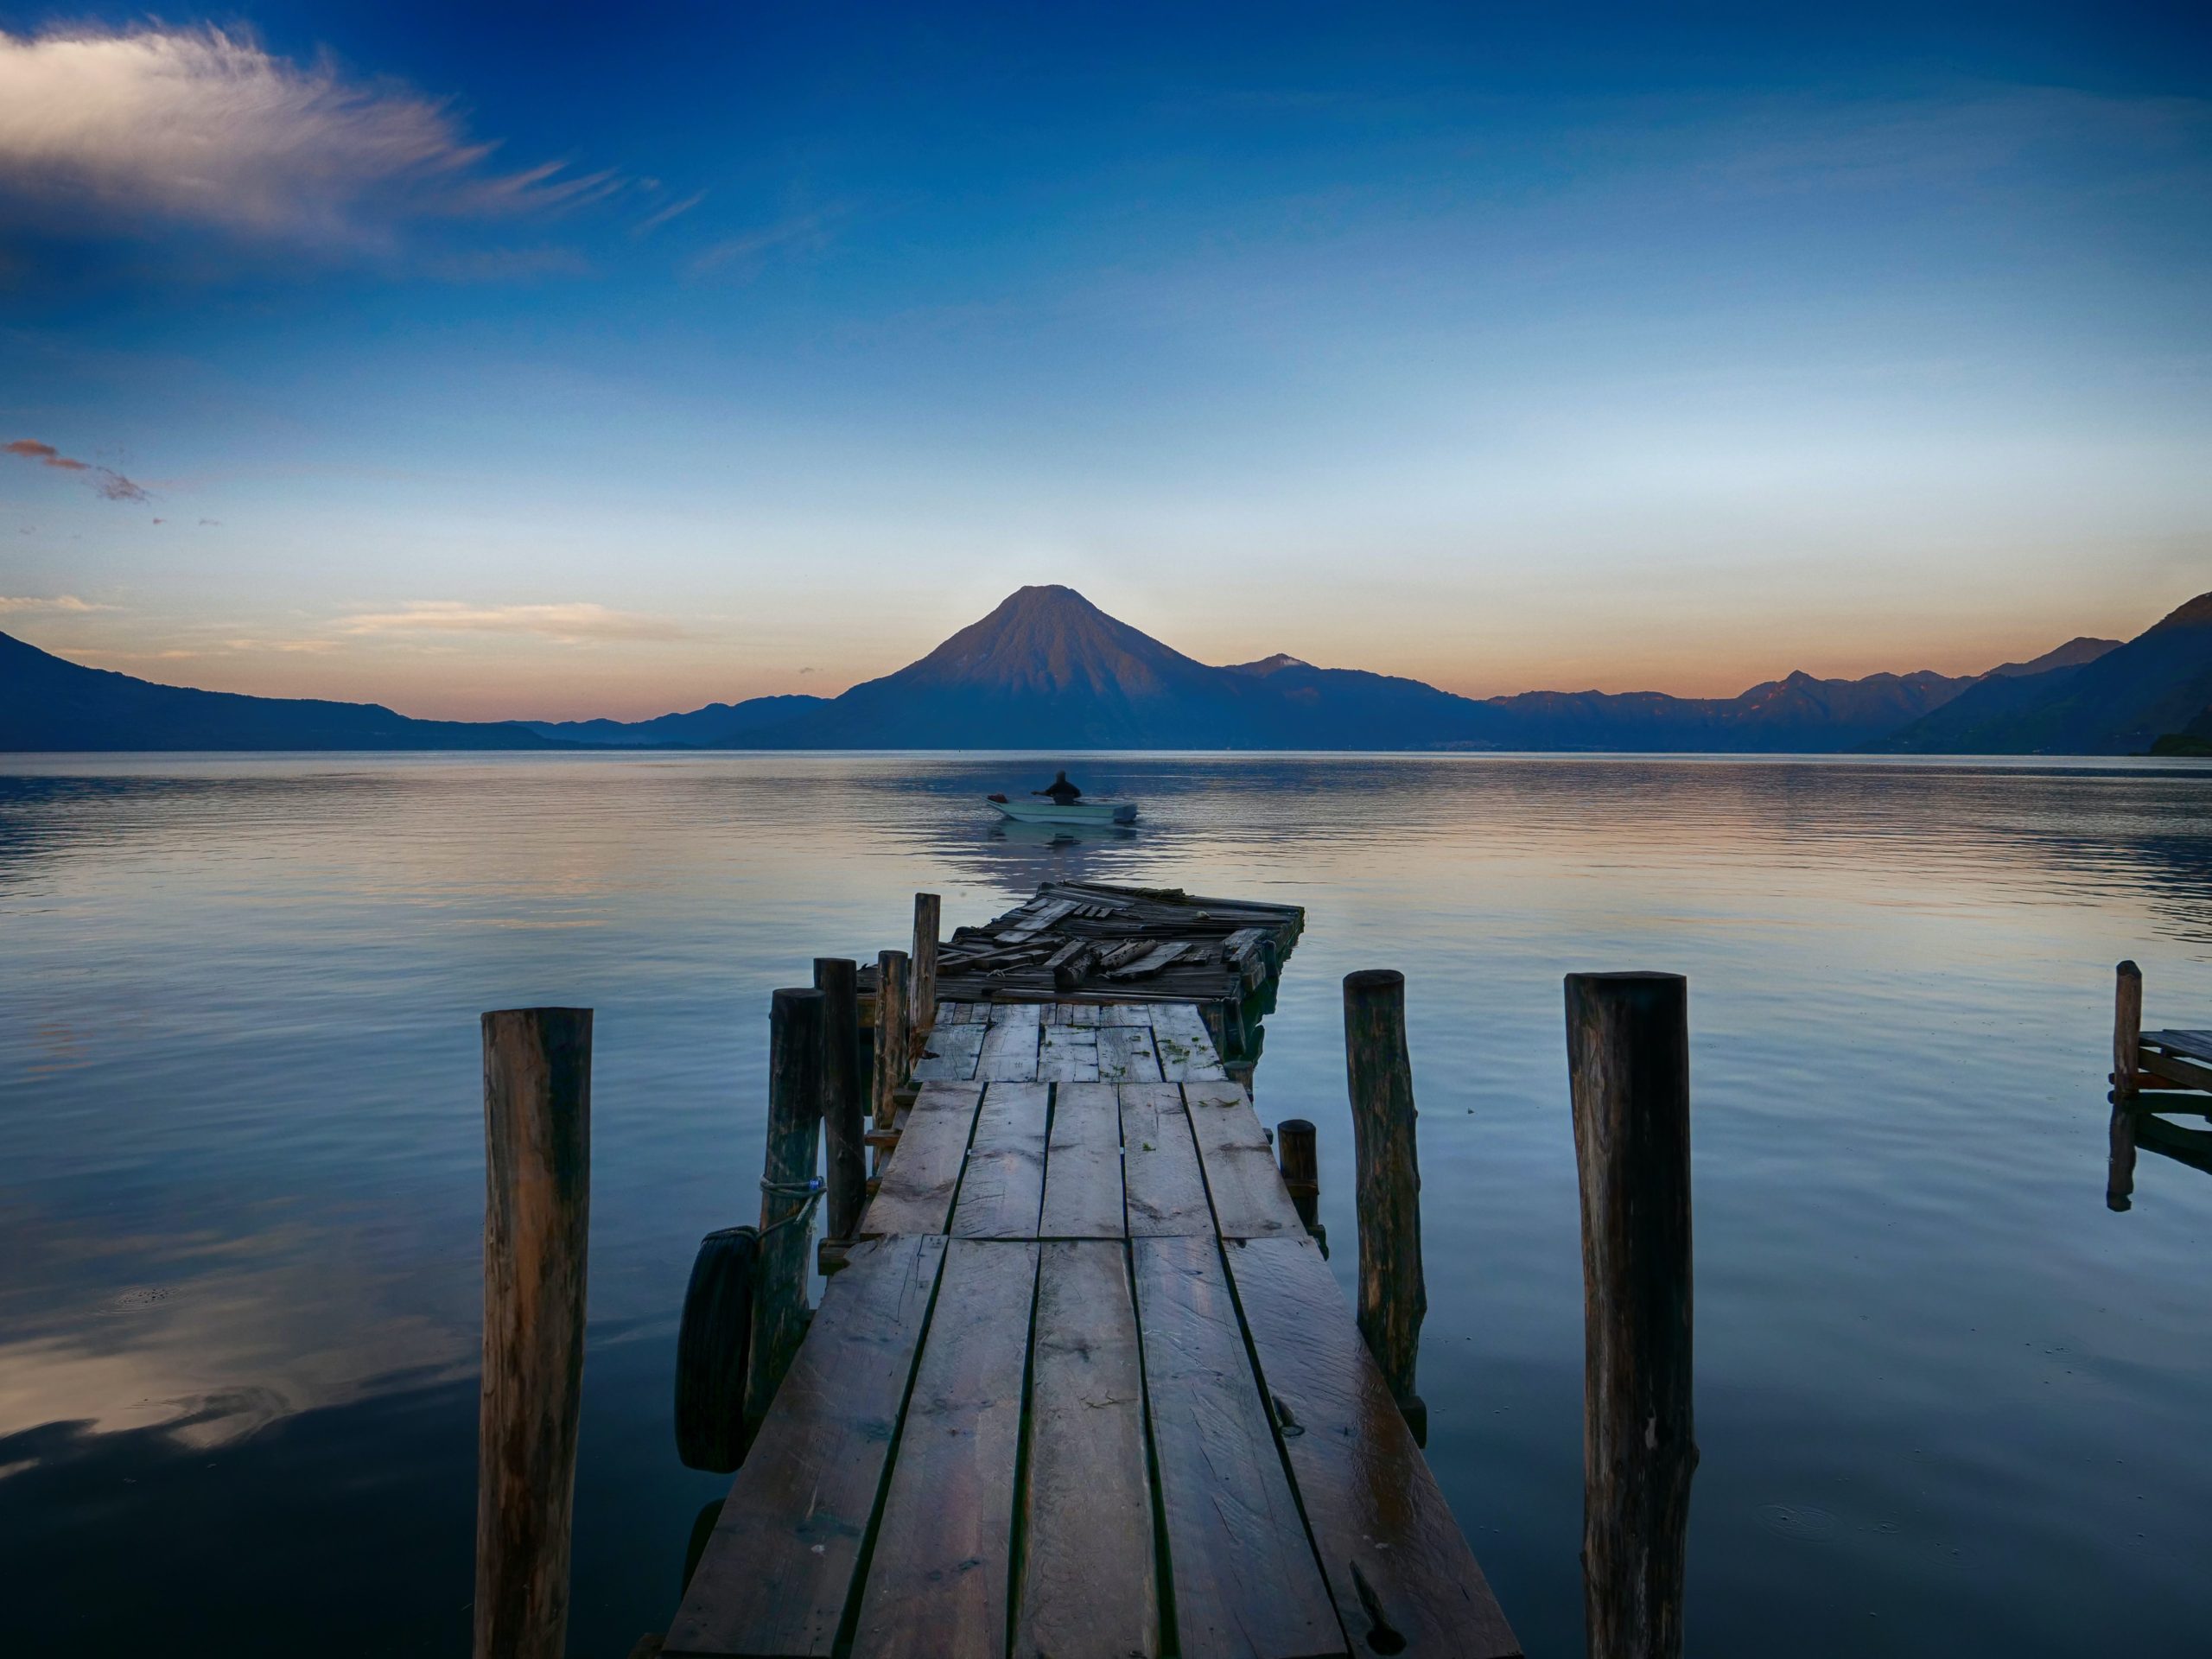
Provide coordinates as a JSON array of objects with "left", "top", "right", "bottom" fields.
[{"left": 664, "top": 892, "right": 1521, "bottom": 1658}]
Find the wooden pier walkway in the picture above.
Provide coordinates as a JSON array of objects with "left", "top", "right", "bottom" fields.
[{"left": 664, "top": 993, "right": 1521, "bottom": 1658}]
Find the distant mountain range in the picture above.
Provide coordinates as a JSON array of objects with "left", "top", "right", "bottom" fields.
[{"left": 6, "top": 582, "right": 2209, "bottom": 754}]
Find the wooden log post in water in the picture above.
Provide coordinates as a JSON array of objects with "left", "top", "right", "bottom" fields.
[
  {"left": 814, "top": 957, "right": 868, "bottom": 1241},
  {"left": 1343, "top": 969, "right": 1426, "bottom": 1439},
  {"left": 2113, "top": 960, "right": 2143, "bottom": 1098},
  {"left": 475, "top": 1007, "right": 593, "bottom": 1659},
  {"left": 874, "top": 949, "right": 911, "bottom": 1137},
  {"left": 1565, "top": 971, "right": 1696, "bottom": 1659},
  {"left": 747, "top": 987, "right": 823, "bottom": 1430},
  {"left": 1274, "top": 1116, "right": 1326, "bottom": 1255},
  {"left": 909, "top": 893, "right": 941, "bottom": 1057}
]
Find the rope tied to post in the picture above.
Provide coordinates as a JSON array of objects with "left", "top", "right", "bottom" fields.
[{"left": 756, "top": 1174, "right": 825, "bottom": 1240}]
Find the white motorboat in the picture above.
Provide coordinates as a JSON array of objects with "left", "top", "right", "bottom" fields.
[{"left": 986, "top": 794, "right": 1138, "bottom": 825}]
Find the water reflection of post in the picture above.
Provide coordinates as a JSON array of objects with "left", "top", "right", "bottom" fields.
[{"left": 2107, "top": 1103, "right": 2138, "bottom": 1211}]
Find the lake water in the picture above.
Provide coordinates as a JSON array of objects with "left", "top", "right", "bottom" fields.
[{"left": 3, "top": 752, "right": 2209, "bottom": 1656}]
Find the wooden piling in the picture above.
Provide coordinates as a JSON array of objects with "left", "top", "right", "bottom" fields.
[
  {"left": 1565, "top": 971, "right": 1695, "bottom": 1659},
  {"left": 814, "top": 958, "right": 868, "bottom": 1241},
  {"left": 2113, "top": 960, "right": 2143, "bottom": 1098},
  {"left": 475, "top": 1007, "right": 593, "bottom": 1659},
  {"left": 747, "top": 987, "right": 823, "bottom": 1429},
  {"left": 1275, "top": 1117, "right": 1318, "bottom": 1203},
  {"left": 909, "top": 893, "right": 940, "bottom": 1054},
  {"left": 875, "top": 948, "right": 911, "bottom": 1137},
  {"left": 1343, "top": 969, "right": 1426, "bottom": 1435}
]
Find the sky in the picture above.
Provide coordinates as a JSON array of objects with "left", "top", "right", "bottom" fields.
[{"left": 2, "top": 2, "right": 2209, "bottom": 720}]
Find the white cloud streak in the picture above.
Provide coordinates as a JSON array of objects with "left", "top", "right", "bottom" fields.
[
  {"left": 0, "top": 592, "right": 111, "bottom": 613},
  {"left": 0, "top": 24, "right": 616, "bottom": 247},
  {"left": 337, "top": 601, "right": 686, "bottom": 643}
]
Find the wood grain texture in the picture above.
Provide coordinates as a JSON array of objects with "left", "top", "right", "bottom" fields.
[
  {"left": 1184, "top": 1080, "right": 1304, "bottom": 1241},
  {"left": 665, "top": 1236, "right": 946, "bottom": 1659},
  {"left": 1015, "top": 1241, "right": 1159, "bottom": 1659},
  {"left": 874, "top": 950, "right": 911, "bottom": 1133},
  {"left": 1121, "top": 1084, "right": 1214, "bottom": 1237},
  {"left": 952, "top": 1082, "right": 1048, "bottom": 1239},
  {"left": 912, "top": 1021, "right": 985, "bottom": 1082},
  {"left": 910, "top": 893, "right": 941, "bottom": 1054},
  {"left": 1040, "top": 1081, "right": 1125, "bottom": 1239},
  {"left": 817, "top": 958, "right": 868, "bottom": 1240},
  {"left": 1098, "top": 1024, "right": 1163, "bottom": 1083},
  {"left": 861, "top": 1082, "right": 983, "bottom": 1237},
  {"left": 853, "top": 1239, "right": 1039, "bottom": 1659},
  {"left": 1098, "top": 1002, "right": 1157, "bottom": 1027},
  {"left": 1229, "top": 1237, "right": 1522, "bottom": 1658},
  {"left": 477, "top": 1007, "right": 593, "bottom": 1659},
  {"left": 1343, "top": 970, "right": 1425, "bottom": 1412},
  {"left": 1132, "top": 1234, "right": 1344, "bottom": 1659},
  {"left": 1151, "top": 1002, "right": 1227, "bottom": 1081},
  {"left": 1564, "top": 971, "right": 1695, "bottom": 1659},
  {"left": 748, "top": 987, "right": 823, "bottom": 1429},
  {"left": 976, "top": 1017, "right": 1044, "bottom": 1082},
  {"left": 2114, "top": 960, "right": 2143, "bottom": 1096},
  {"left": 1037, "top": 1023, "right": 1102, "bottom": 1082}
]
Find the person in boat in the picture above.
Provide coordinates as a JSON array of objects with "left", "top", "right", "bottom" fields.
[{"left": 1033, "top": 770, "right": 1083, "bottom": 806}]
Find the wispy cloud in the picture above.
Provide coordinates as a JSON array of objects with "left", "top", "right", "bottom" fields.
[
  {"left": 0, "top": 24, "right": 617, "bottom": 250},
  {"left": 0, "top": 592, "right": 112, "bottom": 613},
  {"left": 633, "top": 188, "right": 708, "bottom": 238},
  {"left": 3, "top": 436, "right": 149, "bottom": 500},
  {"left": 337, "top": 601, "right": 687, "bottom": 643},
  {"left": 685, "top": 209, "right": 840, "bottom": 281}
]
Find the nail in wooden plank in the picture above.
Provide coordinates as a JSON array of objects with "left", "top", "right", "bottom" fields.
[
  {"left": 852, "top": 1238, "right": 1039, "bottom": 1659},
  {"left": 1040, "top": 1082, "right": 1126, "bottom": 1239},
  {"left": 952, "top": 1082, "right": 1048, "bottom": 1239},
  {"left": 1132, "top": 1234, "right": 1344, "bottom": 1659},
  {"left": 1229, "top": 1236, "right": 1522, "bottom": 1658},
  {"left": 1015, "top": 1241, "right": 1159, "bottom": 1659},
  {"left": 665, "top": 1236, "right": 946, "bottom": 1658}
]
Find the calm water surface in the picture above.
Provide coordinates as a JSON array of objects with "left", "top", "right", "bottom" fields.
[{"left": 3, "top": 753, "right": 2209, "bottom": 1656}]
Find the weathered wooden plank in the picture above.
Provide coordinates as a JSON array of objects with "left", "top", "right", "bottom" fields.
[
  {"left": 912, "top": 1022, "right": 985, "bottom": 1082},
  {"left": 2145, "top": 1029, "right": 2212, "bottom": 1065},
  {"left": 666, "top": 1236, "right": 946, "bottom": 1659},
  {"left": 1121, "top": 1084, "right": 1215, "bottom": 1237},
  {"left": 1098, "top": 1024, "right": 1163, "bottom": 1083},
  {"left": 938, "top": 1001, "right": 988, "bottom": 1025},
  {"left": 1037, "top": 1024, "right": 1101, "bottom": 1082},
  {"left": 860, "top": 1083, "right": 982, "bottom": 1238},
  {"left": 1227, "top": 1236, "right": 1522, "bottom": 1659},
  {"left": 852, "top": 1239, "right": 1039, "bottom": 1659},
  {"left": 993, "top": 1001, "right": 1047, "bottom": 1028},
  {"left": 1132, "top": 1234, "right": 1345, "bottom": 1659},
  {"left": 1039, "top": 1082, "right": 1126, "bottom": 1239},
  {"left": 1059, "top": 1001, "right": 1105, "bottom": 1027},
  {"left": 952, "top": 1083, "right": 1048, "bottom": 1240},
  {"left": 976, "top": 1017, "right": 1044, "bottom": 1082},
  {"left": 1184, "top": 1081, "right": 1304, "bottom": 1241},
  {"left": 1097, "top": 1002, "right": 1157, "bottom": 1027},
  {"left": 1108, "top": 941, "right": 1196, "bottom": 981},
  {"left": 1152, "top": 1002, "right": 1227, "bottom": 1081},
  {"left": 1015, "top": 1241, "right": 1159, "bottom": 1659}
]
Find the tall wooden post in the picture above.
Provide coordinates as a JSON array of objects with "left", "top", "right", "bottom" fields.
[
  {"left": 875, "top": 948, "right": 912, "bottom": 1136},
  {"left": 1343, "top": 969, "right": 1425, "bottom": 1437},
  {"left": 747, "top": 987, "right": 823, "bottom": 1429},
  {"left": 2113, "top": 960, "right": 2143, "bottom": 1098},
  {"left": 476, "top": 1007, "right": 592, "bottom": 1659},
  {"left": 1565, "top": 971, "right": 1696, "bottom": 1659},
  {"left": 814, "top": 958, "right": 867, "bottom": 1240},
  {"left": 909, "top": 893, "right": 941, "bottom": 1054}
]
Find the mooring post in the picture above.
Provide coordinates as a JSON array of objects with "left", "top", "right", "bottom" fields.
[
  {"left": 1343, "top": 969, "right": 1426, "bottom": 1439},
  {"left": 2113, "top": 960, "right": 2143, "bottom": 1098},
  {"left": 1275, "top": 1116, "right": 1325, "bottom": 1254},
  {"left": 1566, "top": 971, "right": 1696, "bottom": 1659},
  {"left": 909, "top": 893, "right": 941, "bottom": 1055},
  {"left": 747, "top": 987, "right": 823, "bottom": 1429},
  {"left": 475, "top": 1007, "right": 592, "bottom": 1659},
  {"left": 875, "top": 948, "right": 911, "bottom": 1137},
  {"left": 814, "top": 957, "right": 867, "bottom": 1241}
]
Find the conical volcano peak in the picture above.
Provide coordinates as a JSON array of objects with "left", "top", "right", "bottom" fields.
[{"left": 905, "top": 585, "right": 1214, "bottom": 696}]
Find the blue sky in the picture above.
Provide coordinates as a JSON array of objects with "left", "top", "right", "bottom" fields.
[{"left": 3, "top": 3, "right": 2208, "bottom": 718}]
